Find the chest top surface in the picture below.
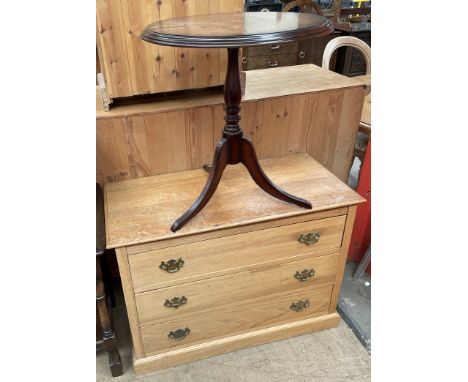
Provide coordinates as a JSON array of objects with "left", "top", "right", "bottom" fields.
[
  {"left": 141, "top": 12, "right": 333, "bottom": 48},
  {"left": 104, "top": 154, "right": 364, "bottom": 249}
]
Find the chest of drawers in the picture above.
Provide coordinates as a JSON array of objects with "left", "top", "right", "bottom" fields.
[{"left": 104, "top": 153, "right": 364, "bottom": 374}]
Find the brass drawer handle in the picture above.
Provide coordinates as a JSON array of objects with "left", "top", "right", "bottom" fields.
[
  {"left": 290, "top": 299, "right": 310, "bottom": 312},
  {"left": 168, "top": 328, "right": 190, "bottom": 340},
  {"left": 267, "top": 59, "right": 279, "bottom": 67},
  {"left": 159, "top": 258, "right": 184, "bottom": 273},
  {"left": 294, "top": 268, "right": 315, "bottom": 282},
  {"left": 298, "top": 232, "right": 320, "bottom": 245},
  {"left": 242, "top": 56, "right": 247, "bottom": 64},
  {"left": 299, "top": 51, "right": 305, "bottom": 59},
  {"left": 269, "top": 43, "right": 280, "bottom": 50},
  {"left": 164, "top": 296, "right": 187, "bottom": 309}
]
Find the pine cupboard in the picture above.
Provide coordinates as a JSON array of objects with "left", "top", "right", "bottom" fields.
[
  {"left": 96, "top": 64, "right": 367, "bottom": 185},
  {"left": 96, "top": 0, "right": 244, "bottom": 108}
]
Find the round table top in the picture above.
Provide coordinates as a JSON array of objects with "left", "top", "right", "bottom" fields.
[{"left": 141, "top": 12, "right": 333, "bottom": 48}]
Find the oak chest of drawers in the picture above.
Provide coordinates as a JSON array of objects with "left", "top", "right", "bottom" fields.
[{"left": 104, "top": 153, "right": 364, "bottom": 374}]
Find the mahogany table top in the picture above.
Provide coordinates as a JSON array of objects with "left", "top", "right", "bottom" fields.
[{"left": 141, "top": 12, "right": 333, "bottom": 48}]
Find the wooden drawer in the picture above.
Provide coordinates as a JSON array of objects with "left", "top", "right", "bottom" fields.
[
  {"left": 129, "top": 216, "right": 346, "bottom": 293},
  {"left": 243, "top": 53, "right": 298, "bottom": 71},
  {"left": 244, "top": 42, "right": 298, "bottom": 57},
  {"left": 141, "top": 283, "right": 333, "bottom": 356},
  {"left": 136, "top": 252, "right": 340, "bottom": 325}
]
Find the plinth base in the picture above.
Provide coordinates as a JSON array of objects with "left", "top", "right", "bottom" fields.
[{"left": 134, "top": 313, "right": 340, "bottom": 374}]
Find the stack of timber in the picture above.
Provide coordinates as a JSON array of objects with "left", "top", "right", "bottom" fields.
[{"left": 97, "top": 64, "right": 366, "bottom": 185}]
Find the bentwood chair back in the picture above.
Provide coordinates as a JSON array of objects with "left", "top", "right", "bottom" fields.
[{"left": 322, "top": 36, "right": 371, "bottom": 75}]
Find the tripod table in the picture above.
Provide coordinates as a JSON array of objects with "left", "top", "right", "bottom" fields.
[{"left": 141, "top": 12, "right": 334, "bottom": 232}]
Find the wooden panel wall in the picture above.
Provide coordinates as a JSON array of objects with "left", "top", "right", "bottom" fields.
[
  {"left": 96, "top": 0, "right": 243, "bottom": 99},
  {"left": 96, "top": 88, "right": 363, "bottom": 185}
]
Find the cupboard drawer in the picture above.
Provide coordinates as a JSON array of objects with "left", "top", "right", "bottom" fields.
[
  {"left": 243, "top": 53, "right": 298, "bottom": 70},
  {"left": 141, "top": 283, "right": 333, "bottom": 356},
  {"left": 129, "top": 215, "right": 346, "bottom": 293},
  {"left": 136, "top": 252, "right": 340, "bottom": 325},
  {"left": 244, "top": 42, "right": 298, "bottom": 57}
]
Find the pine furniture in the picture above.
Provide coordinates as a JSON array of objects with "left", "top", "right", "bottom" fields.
[
  {"left": 104, "top": 153, "right": 364, "bottom": 374},
  {"left": 96, "top": 63, "right": 367, "bottom": 186},
  {"left": 96, "top": 0, "right": 244, "bottom": 110}
]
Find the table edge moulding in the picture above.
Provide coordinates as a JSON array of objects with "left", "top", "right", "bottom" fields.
[{"left": 141, "top": 13, "right": 334, "bottom": 48}]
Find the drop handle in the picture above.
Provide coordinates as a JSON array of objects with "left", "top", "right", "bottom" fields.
[
  {"left": 267, "top": 60, "right": 279, "bottom": 67},
  {"left": 160, "top": 258, "right": 184, "bottom": 273},
  {"left": 294, "top": 268, "right": 315, "bottom": 282},
  {"left": 164, "top": 296, "right": 188, "bottom": 309},
  {"left": 168, "top": 328, "right": 190, "bottom": 340},
  {"left": 290, "top": 299, "right": 310, "bottom": 312},
  {"left": 269, "top": 43, "right": 281, "bottom": 50},
  {"left": 298, "top": 232, "right": 320, "bottom": 245}
]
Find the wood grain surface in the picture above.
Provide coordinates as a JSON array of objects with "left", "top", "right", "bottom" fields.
[
  {"left": 114, "top": 247, "right": 145, "bottom": 359},
  {"left": 329, "top": 205, "right": 357, "bottom": 311},
  {"left": 242, "top": 64, "right": 365, "bottom": 101},
  {"left": 243, "top": 53, "right": 298, "bottom": 70},
  {"left": 129, "top": 215, "right": 346, "bottom": 292},
  {"left": 96, "top": 64, "right": 366, "bottom": 185},
  {"left": 141, "top": 12, "right": 333, "bottom": 48},
  {"left": 136, "top": 253, "right": 339, "bottom": 325},
  {"left": 126, "top": 207, "right": 348, "bottom": 255},
  {"left": 140, "top": 283, "right": 334, "bottom": 355},
  {"left": 134, "top": 313, "right": 340, "bottom": 373},
  {"left": 96, "top": 64, "right": 364, "bottom": 118},
  {"left": 96, "top": 0, "right": 243, "bottom": 99},
  {"left": 104, "top": 154, "right": 365, "bottom": 248},
  {"left": 244, "top": 42, "right": 299, "bottom": 57},
  {"left": 355, "top": 74, "right": 371, "bottom": 129}
]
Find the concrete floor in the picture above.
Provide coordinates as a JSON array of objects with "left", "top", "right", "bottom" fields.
[
  {"left": 343, "top": 140, "right": 371, "bottom": 351},
  {"left": 97, "top": 281, "right": 371, "bottom": 381},
  {"left": 338, "top": 263, "right": 371, "bottom": 352}
]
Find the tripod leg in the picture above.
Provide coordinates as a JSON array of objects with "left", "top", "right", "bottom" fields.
[
  {"left": 240, "top": 137, "right": 312, "bottom": 209},
  {"left": 171, "top": 138, "right": 229, "bottom": 232}
]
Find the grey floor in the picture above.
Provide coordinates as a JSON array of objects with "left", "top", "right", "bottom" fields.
[
  {"left": 338, "top": 263, "right": 371, "bottom": 352},
  {"left": 342, "top": 137, "right": 371, "bottom": 351},
  {"left": 97, "top": 281, "right": 371, "bottom": 381}
]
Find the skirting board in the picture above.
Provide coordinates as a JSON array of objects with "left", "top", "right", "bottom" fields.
[{"left": 134, "top": 312, "right": 341, "bottom": 374}]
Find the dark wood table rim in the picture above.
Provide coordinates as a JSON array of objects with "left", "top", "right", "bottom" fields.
[{"left": 141, "top": 13, "right": 334, "bottom": 48}]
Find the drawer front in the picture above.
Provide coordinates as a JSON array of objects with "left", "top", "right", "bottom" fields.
[
  {"left": 244, "top": 53, "right": 298, "bottom": 71},
  {"left": 136, "top": 252, "right": 340, "bottom": 325},
  {"left": 129, "top": 215, "right": 346, "bottom": 293},
  {"left": 244, "top": 42, "right": 298, "bottom": 57},
  {"left": 141, "top": 283, "right": 333, "bottom": 356}
]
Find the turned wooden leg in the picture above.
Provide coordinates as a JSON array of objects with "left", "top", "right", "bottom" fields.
[
  {"left": 96, "top": 257, "right": 123, "bottom": 377},
  {"left": 240, "top": 137, "right": 312, "bottom": 209},
  {"left": 171, "top": 138, "right": 229, "bottom": 232}
]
